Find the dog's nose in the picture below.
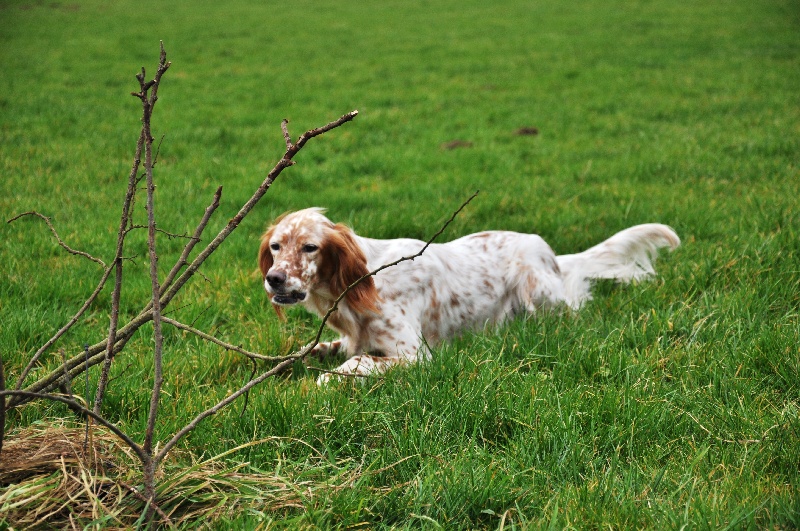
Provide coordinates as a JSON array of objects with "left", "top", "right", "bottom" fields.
[{"left": 266, "top": 270, "right": 287, "bottom": 288}]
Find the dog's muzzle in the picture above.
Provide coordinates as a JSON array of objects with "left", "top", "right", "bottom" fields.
[
  {"left": 271, "top": 290, "right": 307, "bottom": 305},
  {"left": 265, "top": 270, "right": 306, "bottom": 305}
]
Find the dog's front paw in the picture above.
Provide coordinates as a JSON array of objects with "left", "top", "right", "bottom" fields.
[
  {"left": 310, "top": 339, "right": 343, "bottom": 359},
  {"left": 316, "top": 371, "right": 339, "bottom": 386}
]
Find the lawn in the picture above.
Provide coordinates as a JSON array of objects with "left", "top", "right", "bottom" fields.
[{"left": 1, "top": 0, "right": 798, "bottom": 528}]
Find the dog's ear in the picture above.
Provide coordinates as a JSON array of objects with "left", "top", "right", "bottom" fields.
[
  {"left": 258, "top": 226, "right": 285, "bottom": 320},
  {"left": 322, "top": 224, "right": 380, "bottom": 314}
]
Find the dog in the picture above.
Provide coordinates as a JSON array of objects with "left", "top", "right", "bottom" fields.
[{"left": 259, "top": 208, "right": 679, "bottom": 384}]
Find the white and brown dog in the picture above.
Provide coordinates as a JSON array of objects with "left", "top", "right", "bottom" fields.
[{"left": 259, "top": 208, "right": 679, "bottom": 384}]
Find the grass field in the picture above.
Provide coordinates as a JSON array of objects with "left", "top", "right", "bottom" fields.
[{"left": 1, "top": 0, "right": 799, "bottom": 528}]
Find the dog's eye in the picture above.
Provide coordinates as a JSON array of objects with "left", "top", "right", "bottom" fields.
[
  {"left": 270, "top": 243, "right": 280, "bottom": 252},
  {"left": 302, "top": 244, "right": 319, "bottom": 253}
]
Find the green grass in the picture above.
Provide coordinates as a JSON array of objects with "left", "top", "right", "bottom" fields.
[{"left": 1, "top": 0, "right": 799, "bottom": 528}]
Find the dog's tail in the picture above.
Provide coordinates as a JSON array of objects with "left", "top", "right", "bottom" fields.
[{"left": 555, "top": 224, "right": 679, "bottom": 309}]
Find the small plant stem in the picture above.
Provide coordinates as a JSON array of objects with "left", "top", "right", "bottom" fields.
[{"left": 93, "top": 125, "right": 147, "bottom": 414}]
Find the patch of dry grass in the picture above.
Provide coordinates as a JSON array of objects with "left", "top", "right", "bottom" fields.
[{"left": 0, "top": 422, "right": 355, "bottom": 529}]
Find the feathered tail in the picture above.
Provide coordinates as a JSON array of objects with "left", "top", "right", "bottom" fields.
[{"left": 556, "top": 224, "right": 679, "bottom": 308}]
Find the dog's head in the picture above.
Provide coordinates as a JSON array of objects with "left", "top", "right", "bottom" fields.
[{"left": 258, "top": 208, "right": 379, "bottom": 315}]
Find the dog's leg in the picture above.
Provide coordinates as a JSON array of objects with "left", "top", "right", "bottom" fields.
[
  {"left": 310, "top": 338, "right": 345, "bottom": 358},
  {"left": 316, "top": 353, "right": 412, "bottom": 385},
  {"left": 316, "top": 319, "right": 424, "bottom": 385}
]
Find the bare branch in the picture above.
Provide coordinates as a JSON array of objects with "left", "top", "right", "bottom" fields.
[
  {"left": 292, "top": 110, "right": 359, "bottom": 151},
  {"left": 59, "top": 349, "right": 74, "bottom": 399},
  {"left": 131, "top": 41, "right": 171, "bottom": 128},
  {"left": 2, "top": 46, "right": 368, "bottom": 529},
  {"left": 153, "top": 134, "right": 166, "bottom": 167},
  {"left": 117, "top": 480, "right": 174, "bottom": 528},
  {"left": 161, "top": 317, "right": 294, "bottom": 362},
  {"left": 0, "top": 355, "right": 5, "bottom": 455},
  {"left": 239, "top": 358, "right": 258, "bottom": 417},
  {"left": 128, "top": 225, "right": 198, "bottom": 240},
  {"left": 142, "top": 66, "right": 165, "bottom": 460},
  {"left": 4, "top": 52, "right": 366, "bottom": 515},
  {"left": 281, "top": 118, "right": 293, "bottom": 151},
  {"left": 93, "top": 125, "right": 147, "bottom": 413},
  {"left": 126, "top": 43, "right": 173, "bottom": 520},
  {"left": 159, "top": 186, "right": 222, "bottom": 296},
  {"left": 83, "top": 345, "right": 91, "bottom": 453},
  {"left": 7, "top": 211, "right": 107, "bottom": 268}
]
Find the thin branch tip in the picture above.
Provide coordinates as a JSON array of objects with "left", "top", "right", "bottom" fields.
[
  {"left": 7, "top": 211, "right": 107, "bottom": 268},
  {"left": 281, "top": 119, "right": 293, "bottom": 149}
]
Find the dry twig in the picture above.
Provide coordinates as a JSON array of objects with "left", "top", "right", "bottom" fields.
[
  {"left": 161, "top": 317, "right": 292, "bottom": 362},
  {"left": 6, "top": 211, "right": 107, "bottom": 268}
]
